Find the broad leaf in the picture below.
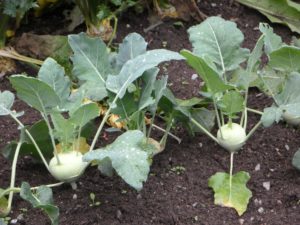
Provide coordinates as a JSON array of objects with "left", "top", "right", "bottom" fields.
[
  {"left": 188, "top": 108, "right": 215, "bottom": 134},
  {"left": 106, "top": 49, "right": 184, "bottom": 98},
  {"left": 83, "top": 130, "right": 155, "bottom": 191},
  {"left": 181, "top": 50, "right": 232, "bottom": 93},
  {"left": 247, "top": 35, "right": 264, "bottom": 73},
  {"left": 237, "top": 0, "right": 300, "bottom": 34},
  {"left": 292, "top": 149, "right": 300, "bottom": 171},
  {"left": 110, "top": 92, "right": 138, "bottom": 120},
  {"left": 116, "top": 33, "right": 147, "bottom": 69},
  {"left": 188, "top": 16, "right": 249, "bottom": 72},
  {"left": 261, "top": 106, "right": 282, "bottom": 127},
  {"left": 38, "top": 58, "right": 71, "bottom": 105},
  {"left": 20, "top": 182, "right": 59, "bottom": 225},
  {"left": 0, "top": 91, "right": 15, "bottom": 116},
  {"left": 69, "top": 103, "right": 99, "bottom": 128},
  {"left": 51, "top": 113, "right": 75, "bottom": 145},
  {"left": 219, "top": 91, "right": 244, "bottom": 116},
  {"left": 269, "top": 46, "right": 300, "bottom": 72},
  {"left": 259, "top": 23, "right": 282, "bottom": 54},
  {"left": 69, "top": 33, "right": 110, "bottom": 99},
  {"left": 10, "top": 75, "right": 60, "bottom": 112},
  {"left": 208, "top": 171, "right": 252, "bottom": 216}
]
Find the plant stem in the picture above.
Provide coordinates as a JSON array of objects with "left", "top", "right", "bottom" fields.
[
  {"left": 212, "top": 96, "right": 223, "bottom": 137},
  {"left": 247, "top": 107, "right": 263, "bottom": 115},
  {"left": 245, "top": 121, "right": 262, "bottom": 141},
  {"left": 229, "top": 152, "right": 234, "bottom": 203},
  {"left": 107, "top": 15, "right": 118, "bottom": 48},
  {"left": 152, "top": 124, "right": 181, "bottom": 144},
  {"left": 7, "top": 141, "right": 22, "bottom": 212},
  {"left": 9, "top": 113, "right": 50, "bottom": 171},
  {"left": 0, "top": 48, "right": 43, "bottom": 65},
  {"left": 190, "top": 117, "right": 219, "bottom": 144}
]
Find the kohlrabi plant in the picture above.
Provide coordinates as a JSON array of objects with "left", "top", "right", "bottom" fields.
[
  {"left": 180, "top": 16, "right": 272, "bottom": 215},
  {"left": 0, "top": 32, "right": 183, "bottom": 224}
]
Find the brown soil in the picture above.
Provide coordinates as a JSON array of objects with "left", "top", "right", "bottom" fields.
[{"left": 0, "top": 1, "right": 299, "bottom": 225}]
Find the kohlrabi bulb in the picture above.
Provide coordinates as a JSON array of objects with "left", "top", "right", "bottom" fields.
[
  {"left": 282, "top": 112, "right": 300, "bottom": 126},
  {"left": 49, "top": 151, "right": 88, "bottom": 182},
  {"left": 217, "top": 123, "right": 247, "bottom": 153}
]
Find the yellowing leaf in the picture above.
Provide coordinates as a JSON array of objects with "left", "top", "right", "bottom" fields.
[
  {"left": 208, "top": 171, "right": 252, "bottom": 216},
  {"left": 56, "top": 137, "right": 90, "bottom": 154},
  {"left": 107, "top": 114, "right": 126, "bottom": 129}
]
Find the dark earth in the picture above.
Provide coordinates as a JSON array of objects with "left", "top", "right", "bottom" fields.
[{"left": 0, "top": 0, "right": 300, "bottom": 224}]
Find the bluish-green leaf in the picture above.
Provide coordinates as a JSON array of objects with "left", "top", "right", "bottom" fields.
[
  {"left": 269, "top": 46, "right": 300, "bottom": 72},
  {"left": 38, "top": 58, "right": 71, "bottom": 105},
  {"left": 220, "top": 91, "right": 244, "bottom": 116},
  {"left": 83, "top": 130, "right": 155, "bottom": 191},
  {"left": 181, "top": 50, "right": 233, "bottom": 93},
  {"left": 208, "top": 171, "right": 252, "bottom": 216},
  {"left": 0, "top": 91, "right": 15, "bottom": 116},
  {"left": 259, "top": 23, "right": 282, "bottom": 54},
  {"left": 10, "top": 75, "right": 60, "bottom": 112},
  {"left": 247, "top": 35, "right": 264, "bottom": 72},
  {"left": 116, "top": 33, "right": 147, "bottom": 69},
  {"left": 20, "top": 182, "right": 59, "bottom": 225},
  {"left": 188, "top": 16, "right": 249, "bottom": 72},
  {"left": 51, "top": 113, "right": 76, "bottom": 145},
  {"left": 0, "top": 188, "right": 9, "bottom": 217},
  {"left": 292, "top": 149, "right": 300, "bottom": 170},
  {"left": 106, "top": 49, "right": 184, "bottom": 98},
  {"left": 69, "top": 102, "right": 99, "bottom": 128},
  {"left": 261, "top": 106, "right": 282, "bottom": 127}
]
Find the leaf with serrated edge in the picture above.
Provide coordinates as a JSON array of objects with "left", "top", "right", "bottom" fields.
[
  {"left": 259, "top": 23, "right": 282, "bottom": 54},
  {"left": 20, "top": 182, "right": 59, "bottom": 225},
  {"left": 208, "top": 171, "right": 252, "bottom": 216},
  {"left": 188, "top": 16, "right": 249, "bottom": 72},
  {"left": 83, "top": 130, "right": 155, "bottom": 191}
]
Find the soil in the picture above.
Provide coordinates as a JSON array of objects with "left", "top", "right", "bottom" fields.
[{"left": 1, "top": 0, "right": 300, "bottom": 225}]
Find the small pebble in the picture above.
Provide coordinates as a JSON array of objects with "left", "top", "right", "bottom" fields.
[
  {"left": 285, "top": 144, "right": 290, "bottom": 150},
  {"left": 263, "top": 181, "right": 271, "bottom": 191},
  {"left": 258, "top": 207, "right": 264, "bottom": 213},
  {"left": 191, "top": 74, "right": 198, "bottom": 80},
  {"left": 11, "top": 219, "right": 18, "bottom": 224},
  {"left": 73, "top": 194, "right": 77, "bottom": 200},
  {"left": 192, "top": 202, "right": 198, "bottom": 207},
  {"left": 255, "top": 163, "right": 261, "bottom": 171},
  {"left": 211, "top": 3, "right": 217, "bottom": 7},
  {"left": 199, "top": 143, "right": 203, "bottom": 148},
  {"left": 116, "top": 209, "right": 122, "bottom": 219},
  {"left": 126, "top": 24, "right": 131, "bottom": 28},
  {"left": 239, "top": 218, "right": 245, "bottom": 225}
]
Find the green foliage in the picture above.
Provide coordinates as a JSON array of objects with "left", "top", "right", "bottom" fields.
[
  {"left": 3, "top": 0, "right": 37, "bottom": 18},
  {"left": 237, "top": 0, "right": 300, "bottom": 34},
  {"left": 0, "top": 189, "right": 9, "bottom": 217},
  {"left": 83, "top": 130, "right": 156, "bottom": 191},
  {"left": 292, "top": 149, "right": 300, "bottom": 170},
  {"left": 219, "top": 91, "right": 244, "bottom": 117},
  {"left": 20, "top": 182, "right": 59, "bottom": 225},
  {"left": 208, "top": 171, "right": 252, "bottom": 216}
]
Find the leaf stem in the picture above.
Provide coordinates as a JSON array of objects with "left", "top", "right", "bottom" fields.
[
  {"left": 190, "top": 117, "right": 219, "bottom": 144},
  {"left": 107, "top": 15, "right": 118, "bottom": 48},
  {"left": 152, "top": 123, "right": 181, "bottom": 144},
  {"left": 9, "top": 113, "right": 50, "bottom": 171},
  {"left": 213, "top": 96, "right": 223, "bottom": 137},
  {"left": 245, "top": 121, "right": 262, "bottom": 141},
  {"left": 246, "top": 107, "right": 263, "bottom": 115},
  {"left": 229, "top": 152, "right": 234, "bottom": 203},
  {"left": 159, "top": 117, "right": 174, "bottom": 148}
]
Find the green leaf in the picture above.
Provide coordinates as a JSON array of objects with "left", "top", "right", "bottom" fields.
[
  {"left": 69, "top": 33, "right": 110, "bottom": 99},
  {"left": 0, "top": 189, "right": 9, "bottom": 217},
  {"left": 3, "top": 0, "right": 37, "bottom": 18},
  {"left": 20, "top": 182, "right": 59, "bottom": 225},
  {"left": 106, "top": 49, "right": 184, "bottom": 98},
  {"left": 38, "top": 58, "right": 71, "bottom": 106},
  {"left": 237, "top": 0, "right": 300, "bottom": 34},
  {"left": 51, "top": 113, "right": 75, "bottom": 145},
  {"left": 70, "top": 103, "right": 99, "bottom": 128},
  {"left": 110, "top": 91, "right": 138, "bottom": 120},
  {"left": 259, "top": 23, "right": 283, "bottom": 54},
  {"left": 9, "top": 75, "right": 60, "bottom": 112},
  {"left": 219, "top": 91, "right": 244, "bottom": 116},
  {"left": 181, "top": 50, "right": 232, "bottom": 93},
  {"left": 247, "top": 35, "right": 264, "bottom": 72},
  {"left": 116, "top": 33, "right": 147, "bottom": 69},
  {"left": 292, "top": 149, "right": 300, "bottom": 170},
  {"left": 0, "top": 218, "right": 7, "bottom": 225},
  {"left": 83, "top": 130, "right": 154, "bottom": 191},
  {"left": 138, "top": 68, "right": 159, "bottom": 110},
  {"left": 188, "top": 16, "right": 249, "bottom": 72},
  {"left": 269, "top": 46, "right": 300, "bottom": 72},
  {"left": 188, "top": 108, "right": 215, "bottom": 133},
  {"left": 208, "top": 171, "right": 252, "bottom": 216},
  {"left": 261, "top": 106, "right": 282, "bottom": 127},
  {"left": 0, "top": 91, "right": 15, "bottom": 116}
]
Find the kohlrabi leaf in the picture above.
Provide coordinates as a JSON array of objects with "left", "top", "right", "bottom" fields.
[
  {"left": 38, "top": 58, "right": 71, "bottom": 105},
  {"left": 0, "top": 218, "right": 7, "bottom": 225},
  {"left": 69, "top": 102, "right": 99, "bottom": 128},
  {"left": 269, "top": 46, "right": 300, "bottom": 72},
  {"left": 110, "top": 92, "right": 138, "bottom": 120},
  {"left": 138, "top": 68, "right": 159, "bottom": 110},
  {"left": 0, "top": 90, "right": 15, "bottom": 116},
  {"left": 106, "top": 49, "right": 184, "bottom": 98},
  {"left": 237, "top": 0, "right": 300, "bottom": 34},
  {"left": 247, "top": 35, "right": 264, "bottom": 73},
  {"left": 116, "top": 33, "right": 147, "bottom": 69},
  {"left": 20, "top": 182, "right": 59, "bottom": 225},
  {"left": 188, "top": 108, "right": 216, "bottom": 133},
  {"left": 51, "top": 113, "right": 76, "bottom": 145},
  {"left": 154, "top": 75, "right": 168, "bottom": 105},
  {"left": 181, "top": 50, "right": 232, "bottom": 93},
  {"left": 208, "top": 171, "right": 252, "bottom": 216},
  {"left": 188, "top": 16, "right": 249, "bottom": 72},
  {"left": 259, "top": 23, "right": 282, "bottom": 55},
  {"left": 83, "top": 130, "right": 154, "bottom": 191},
  {"left": 230, "top": 68, "right": 258, "bottom": 89},
  {"left": 292, "top": 149, "right": 300, "bottom": 170},
  {"left": 10, "top": 75, "right": 60, "bottom": 112},
  {"left": 219, "top": 91, "right": 244, "bottom": 116},
  {"left": 261, "top": 106, "right": 283, "bottom": 127},
  {"left": 69, "top": 33, "right": 110, "bottom": 99},
  {"left": 0, "top": 188, "right": 9, "bottom": 217}
]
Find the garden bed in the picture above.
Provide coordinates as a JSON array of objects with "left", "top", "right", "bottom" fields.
[{"left": 0, "top": 0, "right": 299, "bottom": 224}]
